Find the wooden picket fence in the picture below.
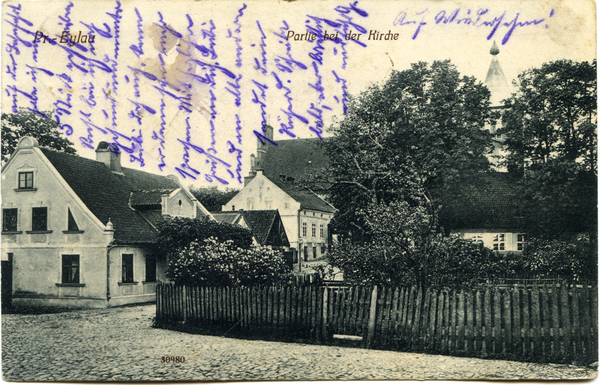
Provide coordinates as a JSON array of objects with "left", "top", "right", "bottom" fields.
[{"left": 155, "top": 282, "right": 598, "bottom": 364}]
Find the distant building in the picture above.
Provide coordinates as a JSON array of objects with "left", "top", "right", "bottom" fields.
[
  {"left": 1, "top": 137, "right": 213, "bottom": 308},
  {"left": 440, "top": 173, "right": 526, "bottom": 252},
  {"left": 225, "top": 126, "right": 335, "bottom": 266}
]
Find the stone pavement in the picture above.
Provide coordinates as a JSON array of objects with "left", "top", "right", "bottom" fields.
[{"left": 2, "top": 304, "right": 597, "bottom": 382}]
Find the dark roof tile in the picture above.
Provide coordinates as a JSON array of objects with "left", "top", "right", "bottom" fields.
[
  {"left": 263, "top": 138, "right": 332, "bottom": 183},
  {"left": 130, "top": 189, "right": 173, "bottom": 208},
  {"left": 40, "top": 147, "right": 179, "bottom": 244},
  {"left": 271, "top": 178, "right": 336, "bottom": 213}
]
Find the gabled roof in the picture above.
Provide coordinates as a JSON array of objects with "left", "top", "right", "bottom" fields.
[
  {"left": 262, "top": 138, "right": 332, "bottom": 185},
  {"left": 271, "top": 178, "right": 336, "bottom": 213},
  {"left": 40, "top": 147, "right": 180, "bottom": 244},
  {"left": 217, "top": 210, "right": 289, "bottom": 247},
  {"left": 238, "top": 210, "right": 278, "bottom": 245}
]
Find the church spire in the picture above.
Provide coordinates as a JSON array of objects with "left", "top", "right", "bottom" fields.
[
  {"left": 485, "top": 41, "right": 511, "bottom": 106},
  {"left": 490, "top": 40, "right": 500, "bottom": 55}
]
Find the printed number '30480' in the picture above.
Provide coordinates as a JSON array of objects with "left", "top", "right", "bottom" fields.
[{"left": 161, "top": 356, "right": 185, "bottom": 363}]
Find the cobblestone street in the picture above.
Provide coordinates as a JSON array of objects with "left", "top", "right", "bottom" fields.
[{"left": 2, "top": 304, "right": 597, "bottom": 381}]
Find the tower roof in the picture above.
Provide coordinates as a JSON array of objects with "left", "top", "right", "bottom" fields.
[{"left": 485, "top": 41, "right": 511, "bottom": 106}]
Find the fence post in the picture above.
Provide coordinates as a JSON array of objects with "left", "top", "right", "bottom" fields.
[
  {"left": 155, "top": 282, "right": 160, "bottom": 323},
  {"left": 322, "top": 286, "right": 329, "bottom": 341},
  {"left": 183, "top": 286, "right": 187, "bottom": 323},
  {"left": 365, "top": 285, "right": 378, "bottom": 348}
]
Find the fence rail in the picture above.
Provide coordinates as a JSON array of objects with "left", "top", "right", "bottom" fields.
[{"left": 156, "top": 282, "right": 598, "bottom": 365}]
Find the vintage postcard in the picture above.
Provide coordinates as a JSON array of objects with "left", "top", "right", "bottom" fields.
[{"left": 1, "top": 0, "right": 597, "bottom": 382}]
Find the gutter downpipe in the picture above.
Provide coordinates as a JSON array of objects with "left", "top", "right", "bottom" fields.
[{"left": 106, "top": 242, "right": 118, "bottom": 302}]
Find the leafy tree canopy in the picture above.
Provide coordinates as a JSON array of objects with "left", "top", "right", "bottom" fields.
[
  {"left": 2, "top": 109, "right": 76, "bottom": 163},
  {"left": 501, "top": 59, "right": 597, "bottom": 173},
  {"left": 189, "top": 186, "right": 239, "bottom": 212},
  {"left": 325, "top": 60, "right": 493, "bottom": 240}
]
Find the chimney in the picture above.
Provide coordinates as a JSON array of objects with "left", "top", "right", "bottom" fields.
[
  {"left": 244, "top": 154, "right": 257, "bottom": 185},
  {"left": 255, "top": 124, "right": 274, "bottom": 171},
  {"left": 161, "top": 193, "right": 170, "bottom": 215},
  {"left": 95, "top": 142, "right": 122, "bottom": 173},
  {"left": 264, "top": 124, "right": 273, "bottom": 142}
]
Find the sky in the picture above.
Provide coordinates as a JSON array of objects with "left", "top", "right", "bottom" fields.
[{"left": 1, "top": 0, "right": 596, "bottom": 189}]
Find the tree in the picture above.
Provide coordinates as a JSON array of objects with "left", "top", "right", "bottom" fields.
[
  {"left": 2, "top": 109, "right": 76, "bottom": 163},
  {"left": 501, "top": 59, "right": 597, "bottom": 174},
  {"left": 325, "top": 60, "right": 493, "bottom": 240},
  {"left": 500, "top": 60, "right": 597, "bottom": 239},
  {"left": 189, "top": 186, "right": 239, "bottom": 212},
  {"left": 323, "top": 60, "right": 497, "bottom": 288}
]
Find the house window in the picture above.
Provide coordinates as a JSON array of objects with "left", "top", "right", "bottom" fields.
[
  {"left": 321, "top": 244, "right": 327, "bottom": 254},
  {"left": 492, "top": 234, "right": 505, "bottom": 251},
  {"left": 320, "top": 224, "right": 324, "bottom": 238},
  {"left": 32, "top": 207, "right": 47, "bottom": 231},
  {"left": 122, "top": 254, "right": 134, "bottom": 283},
  {"left": 62, "top": 255, "right": 80, "bottom": 284},
  {"left": 67, "top": 208, "right": 79, "bottom": 231},
  {"left": 517, "top": 234, "right": 526, "bottom": 251},
  {"left": 471, "top": 235, "right": 483, "bottom": 244},
  {"left": 3, "top": 208, "right": 18, "bottom": 232},
  {"left": 232, "top": 205, "right": 235, "bottom": 211},
  {"left": 311, "top": 224, "right": 316, "bottom": 237},
  {"left": 302, "top": 223, "right": 307, "bottom": 237},
  {"left": 145, "top": 254, "right": 157, "bottom": 282},
  {"left": 18, "top": 172, "right": 33, "bottom": 189}
]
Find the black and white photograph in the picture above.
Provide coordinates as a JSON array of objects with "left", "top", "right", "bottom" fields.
[{"left": 0, "top": 0, "right": 597, "bottom": 381}]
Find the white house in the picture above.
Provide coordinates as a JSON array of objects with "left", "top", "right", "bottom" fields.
[
  {"left": 223, "top": 170, "right": 335, "bottom": 263},
  {"left": 1, "top": 137, "right": 212, "bottom": 308}
]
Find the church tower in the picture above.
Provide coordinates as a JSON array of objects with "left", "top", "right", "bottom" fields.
[{"left": 484, "top": 41, "right": 512, "bottom": 171}]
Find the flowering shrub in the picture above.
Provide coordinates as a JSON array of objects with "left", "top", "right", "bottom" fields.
[
  {"left": 328, "top": 234, "right": 498, "bottom": 289},
  {"left": 166, "top": 237, "right": 292, "bottom": 286},
  {"left": 520, "top": 237, "right": 597, "bottom": 282},
  {"left": 157, "top": 216, "right": 254, "bottom": 262}
]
